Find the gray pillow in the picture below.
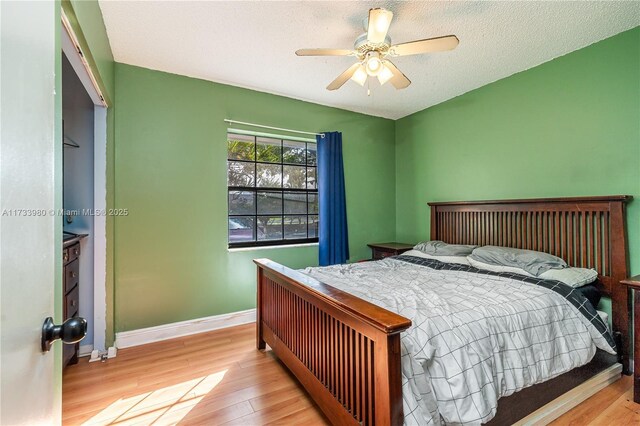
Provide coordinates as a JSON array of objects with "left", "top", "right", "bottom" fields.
[
  {"left": 469, "top": 245, "right": 567, "bottom": 276},
  {"left": 414, "top": 241, "right": 477, "bottom": 256}
]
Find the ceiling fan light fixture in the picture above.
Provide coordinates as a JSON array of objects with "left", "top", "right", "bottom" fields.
[
  {"left": 377, "top": 64, "right": 394, "bottom": 85},
  {"left": 350, "top": 64, "right": 368, "bottom": 86},
  {"left": 295, "top": 7, "right": 458, "bottom": 92},
  {"left": 365, "top": 52, "right": 382, "bottom": 76}
]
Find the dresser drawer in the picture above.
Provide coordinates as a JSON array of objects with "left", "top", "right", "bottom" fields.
[
  {"left": 64, "top": 259, "right": 79, "bottom": 294},
  {"left": 65, "top": 285, "right": 79, "bottom": 318},
  {"left": 68, "top": 243, "right": 80, "bottom": 263},
  {"left": 373, "top": 249, "right": 395, "bottom": 260},
  {"left": 62, "top": 238, "right": 83, "bottom": 369}
]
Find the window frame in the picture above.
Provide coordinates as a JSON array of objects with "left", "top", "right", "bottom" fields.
[{"left": 227, "top": 130, "right": 319, "bottom": 249}]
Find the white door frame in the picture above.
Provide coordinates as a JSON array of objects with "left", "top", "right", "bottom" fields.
[
  {"left": 61, "top": 12, "right": 108, "bottom": 352},
  {"left": 93, "top": 106, "right": 108, "bottom": 352}
]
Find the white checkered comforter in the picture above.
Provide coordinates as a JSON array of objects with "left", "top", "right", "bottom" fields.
[{"left": 301, "top": 256, "right": 615, "bottom": 425}]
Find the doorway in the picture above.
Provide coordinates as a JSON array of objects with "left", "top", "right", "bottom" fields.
[{"left": 61, "top": 13, "right": 108, "bottom": 365}]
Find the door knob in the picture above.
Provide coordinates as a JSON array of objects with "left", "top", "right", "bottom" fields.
[{"left": 41, "top": 317, "right": 87, "bottom": 352}]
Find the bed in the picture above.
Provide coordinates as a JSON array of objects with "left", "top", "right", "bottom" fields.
[{"left": 254, "top": 196, "right": 632, "bottom": 425}]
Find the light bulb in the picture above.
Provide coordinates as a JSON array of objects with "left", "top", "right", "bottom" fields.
[
  {"left": 377, "top": 64, "right": 394, "bottom": 85},
  {"left": 350, "top": 64, "right": 368, "bottom": 86},
  {"left": 365, "top": 56, "right": 382, "bottom": 76}
]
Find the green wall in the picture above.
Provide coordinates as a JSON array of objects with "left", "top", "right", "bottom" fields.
[
  {"left": 395, "top": 27, "right": 640, "bottom": 312},
  {"left": 113, "top": 64, "right": 396, "bottom": 332},
  {"left": 79, "top": 9, "right": 638, "bottom": 335}
]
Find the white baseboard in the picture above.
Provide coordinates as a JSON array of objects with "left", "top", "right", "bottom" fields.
[
  {"left": 115, "top": 308, "right": 256, "bottom": 349},
  {"left": 79, "top": 344, "right": 93, "bottom": 357},
  {"left": 515, "top": 362, "right": 623, "bottom": 425}
]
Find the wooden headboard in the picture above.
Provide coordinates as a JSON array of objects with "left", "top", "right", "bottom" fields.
[{"left": 428, "top": 196, "right": 632, "bottom": 371}]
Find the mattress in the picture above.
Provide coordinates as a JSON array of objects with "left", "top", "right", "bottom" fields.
[{"left": 301, "top": 255, "right": 615, "bottom": 425}]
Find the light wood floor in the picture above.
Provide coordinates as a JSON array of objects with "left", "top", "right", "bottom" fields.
[{"left": 63, "top": 323, "right": 640, "bottom": 425}]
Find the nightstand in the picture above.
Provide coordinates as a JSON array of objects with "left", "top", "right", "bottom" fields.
[
  {"left": 367, "top": 242, "right": 414, "bottom": 260},
  {"left": 620, "top": 275, "right": 640, "bottom": 403}
]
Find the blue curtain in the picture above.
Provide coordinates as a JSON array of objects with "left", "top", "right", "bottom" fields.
[{"left": 317, "top": 131, "right": 349, "bottom": 266}]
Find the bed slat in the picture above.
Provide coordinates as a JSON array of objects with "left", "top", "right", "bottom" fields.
[{"left": 256, "top": 262, "right": 409, "bottom": 425}]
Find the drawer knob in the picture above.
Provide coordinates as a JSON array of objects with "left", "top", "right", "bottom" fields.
[
  {"left": 63, "top": 254, "right": 69, "bottom": 261},
  {"left": 71, "top": 300, "right": 77, "bottom": 308},
  {"left": 41, "top": 316, "right": 87, "bottom": 352},
  {"left": 73, "top": 249, "right": 79, "bottom": 255},
  {"left": 70, "top": 271, "right": 77, "bottom": 278}
]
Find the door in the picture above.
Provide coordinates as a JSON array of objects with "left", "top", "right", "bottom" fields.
[{"left": 1, "top": 1, "right": 61, "bottom": 424}]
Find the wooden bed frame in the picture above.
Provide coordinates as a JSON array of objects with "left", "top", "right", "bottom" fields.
[{"left": 254, "top": 196, "right": 632, "bottom": 425}]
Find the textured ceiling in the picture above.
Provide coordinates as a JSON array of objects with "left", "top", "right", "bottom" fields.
[{"left": 99, "top": 1, "right": 640, "bottom": 120}]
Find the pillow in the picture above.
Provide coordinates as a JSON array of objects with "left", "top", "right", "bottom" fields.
[
  {"left": 469, "top": 245, "right": 566, "bottom": 276},
  {"left": 539, "top": 267, "right": 598, "bottom": 288},
  {"left": 597, "top": 310, "right": 609, "bottom": 330},
  {"left": 467, "top": 257, "right": 534, "bottom": 277},
  {"left": 468, "top": 256, "right": 598, "bottom": 288},
  {"left": 402, "top": 249, "right": 470, "bottom": 265},
  {"left": 413, "top": 241, "right": 477, "bottom": 256}
]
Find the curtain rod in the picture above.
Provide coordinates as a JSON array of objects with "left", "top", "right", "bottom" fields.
[{"left": 224, "top": 119, "right": 325, "bottom": 138}]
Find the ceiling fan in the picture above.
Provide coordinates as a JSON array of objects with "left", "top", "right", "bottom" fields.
[{"left": 296, "top": 8, "right": 459, "bottom": 91}]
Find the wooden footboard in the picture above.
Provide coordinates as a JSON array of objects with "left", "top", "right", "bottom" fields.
[{"left": 255, "top": 259, "right": 412, "bottom": 426}]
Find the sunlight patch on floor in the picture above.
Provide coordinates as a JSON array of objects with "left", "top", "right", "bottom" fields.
[{"left": 82, "top": 370, "right": 227, "bottom": 425}]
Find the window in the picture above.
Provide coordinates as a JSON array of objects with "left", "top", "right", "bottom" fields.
[{"left": 227, "top": 132, "right": 318, "bottom": 248}]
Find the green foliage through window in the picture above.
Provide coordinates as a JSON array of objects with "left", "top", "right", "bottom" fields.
[{"left": 227, "top": 133, "right": 318, "bottom": 247}]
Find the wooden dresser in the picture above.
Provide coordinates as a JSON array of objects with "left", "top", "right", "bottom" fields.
[{"left": 62, "top": 234, "right": 86, "bottom": 368}]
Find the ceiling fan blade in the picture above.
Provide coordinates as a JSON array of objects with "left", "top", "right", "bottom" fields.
[
  {"left": 367, "top": 8, "right": 393, "bottom": 44},
  {"left": 391, "top": 35, "right": 459, "bottom": 56},
  {"left": 326, "top": 63, "right": 361, "bottom": 91},
  {"left": 383, "top": 61, "right": 411, "bottom": 89},
  {"left": 296, "top": 48, "right": 354, "bottom": 56}
]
